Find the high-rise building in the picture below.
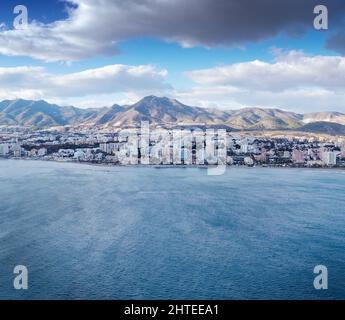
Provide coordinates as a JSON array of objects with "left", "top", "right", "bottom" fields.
[
  {"left": 292, "top": 149, "right": 304, "bottom": 164},
  {"left": 322, "top": 151, "right": 337, "bottom": 166},
  {"left": 0, "top": 143, "right": 9, "bottom": 156}
]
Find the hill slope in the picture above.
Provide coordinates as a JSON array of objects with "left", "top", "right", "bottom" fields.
[{"left": 299, "top": 121, "right": 345, "bottom": 135}]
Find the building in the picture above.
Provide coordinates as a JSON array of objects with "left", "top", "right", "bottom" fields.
[
  {"left": 100, "top": 143, "right": 118, "bottom": 154},
  {"left": 37, "top": 148, "right": 47, "bottom": 157},
  {"left": 12, "top": 143, "right": 22, "bottom": 157},
  {"left": 283, "top": 151, "right": 291, "bottom": 159},
  {"left": 240, "top": 142, "right": 249, "bottom": 154},
  {"left": 292, "top": 149, "right": 304, "bottom": 164},
  {"left": 255, "top": 149, "right": 267, "bottom": 163},
  {"left": 0, "top": 143, "right": 9, "bottom": 156},
  {"left": 29, "top": 149, "right": 38, "bottom": 157},
  {"left": 322, "top": 151, "right": 337, "bottom": 166},
  {"left": 341, "top": 143, "right": 345, "bottom": 159},
  {"left": 73, "top": 150, "right": 86, "bottom": 161}
]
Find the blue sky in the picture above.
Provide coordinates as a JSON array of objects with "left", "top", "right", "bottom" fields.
[{"left": 0, "top": 0, "right": 344, "bottom": 112}]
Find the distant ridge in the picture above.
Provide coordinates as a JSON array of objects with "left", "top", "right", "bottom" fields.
[
  {"left": 299, "top": 121, "right": 345, "bottom": 135},
  {"left": 0, "top": 96, "right": 345, "bottom": 134}
]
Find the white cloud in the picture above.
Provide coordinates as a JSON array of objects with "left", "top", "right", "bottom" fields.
[
  {"left": 0, "top": 64, "right": 170, "bottom": 106},
  {"left": 182, "top": 52, "right": 345, "bottom": 113},
  {"left": 186, "top": 51, "right": 345, "bottom": 90}
]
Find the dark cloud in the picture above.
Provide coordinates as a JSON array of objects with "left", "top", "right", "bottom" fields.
[
  {"left": 67, "top": 0, "right": 345, "bottom": 53},
  {"left": 132, "top": 0, "right": 345, "bottom": 47},
  {"left": 1, "top": 0, "right": 345, "bottom": 62},
  {"left": 80, "top": 0, "right": 345, "bottom": 48}
]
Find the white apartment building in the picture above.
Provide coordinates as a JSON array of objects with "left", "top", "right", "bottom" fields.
[
  {"left": 0, "top": 143, "right": 9, "bottom": 155},
  {"left": 322, "top": 151, "right": 337, "bottom": 166}
]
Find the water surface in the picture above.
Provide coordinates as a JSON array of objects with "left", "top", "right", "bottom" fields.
[{"left": 0, "top": 160, "right": 344, "bottom": 299}]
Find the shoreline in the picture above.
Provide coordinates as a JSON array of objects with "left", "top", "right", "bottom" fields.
[{"left": 1, "top": 157, "right": 345, "bottom": 171}]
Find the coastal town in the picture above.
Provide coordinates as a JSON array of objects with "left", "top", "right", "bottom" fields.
[{"left": 1, "top": 125, "right": 345, "bottom": 168}]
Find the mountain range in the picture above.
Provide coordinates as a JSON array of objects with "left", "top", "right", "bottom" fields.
[{"left": 1, "top": 96, "right": 345, "bottom": 134}]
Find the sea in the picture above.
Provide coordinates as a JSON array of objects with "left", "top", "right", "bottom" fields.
[{"left": 0, "top": 159, "right": 344, "bottom": 300}]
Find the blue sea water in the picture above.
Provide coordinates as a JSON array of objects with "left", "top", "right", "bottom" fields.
[{"left": 0, "top": 159, "right": 344, "bottom": 300}]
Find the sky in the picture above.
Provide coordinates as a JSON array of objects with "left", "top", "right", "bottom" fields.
[{"left": 0, "top": 0, "right": 345, "bottom": 113}]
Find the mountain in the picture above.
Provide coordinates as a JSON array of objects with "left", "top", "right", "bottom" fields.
[
  {"left": 103, "top": 96, "right": 219, "bottom": 127},
  {"left": 81, "top": 104, "right": 125, "bottom": 126},
  {"left": 219, "top": 108, "right": 303, "bottom": 129},
  {"left": 303, "top": 112, "right": 345, "bottom": 126},
  {"left": 0, "top": 99, "right": 99, "bottom": 127},
  {"left": 299, "top": 121, "right": 345, "bottom": 135},
  {"left": 95, "top": 97, "right": 304, "bottom": 129},
  {"left": 0, "top": 96, "right": 345, "bottom": 135}
]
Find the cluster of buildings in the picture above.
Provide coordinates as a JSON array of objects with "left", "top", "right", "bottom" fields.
[{"left": 1, "top": 126, "right": 345, "bottom": 168}]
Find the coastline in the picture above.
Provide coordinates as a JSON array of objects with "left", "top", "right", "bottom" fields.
[{"left": 2, "top": 157, "right": 345, "bottom": 171}]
